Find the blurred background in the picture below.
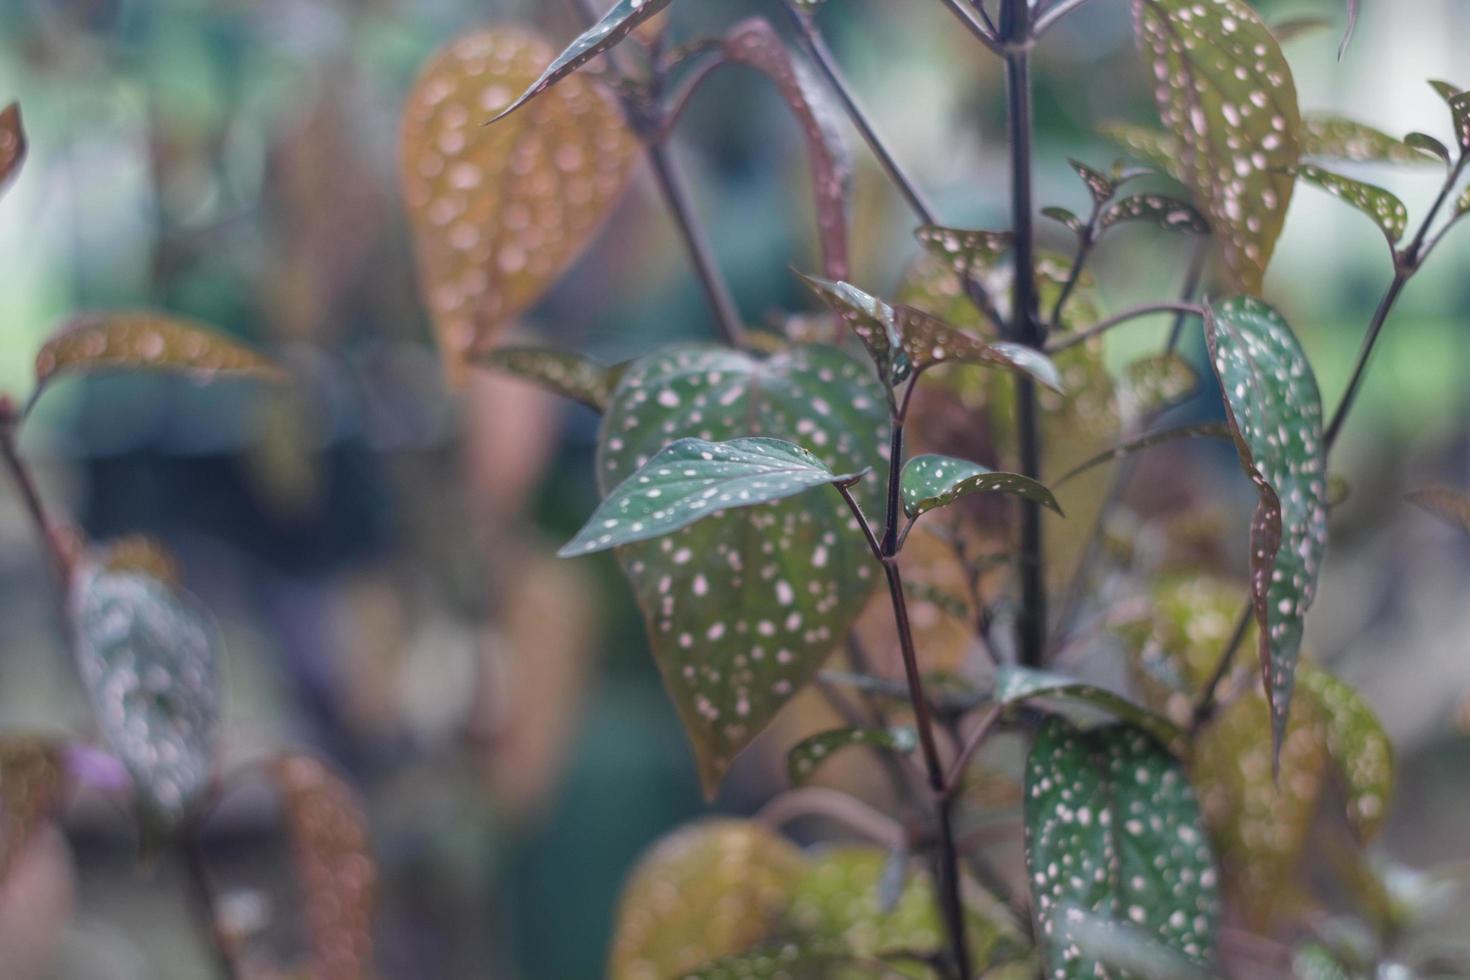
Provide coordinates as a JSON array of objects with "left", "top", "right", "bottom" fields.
[{"left": 0, "top": 0, "right": 1467, "bottom": 976}]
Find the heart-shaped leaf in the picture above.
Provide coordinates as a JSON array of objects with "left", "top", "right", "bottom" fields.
[
  {"left": 1070, "top": 159, "right": 1117, "bottom": 205},
  {"left": 1302, "top": 115, "right": 1440, "bottom": 165},
  {"left": 0, "top": 103, "right": 24, "bottom": 198},
  {"left": 900, "top": 454, "right": 1061, "bottom": 521},
  {"left": 1132, "top": 0, "right": 1301, "bottom": 293},
  {"left": 34, "top": 312, "right": 283, "bottom": 395},
  {"left": 0, "top": 738, "right": 62, "bottom": 884},
  {"left": 401, "top": 29, "right": 638, "bottom": 382},
  {"left": 270, "top": 753, "right": 376, "bottom": 980},
  {"left": 69, "top": 563, "right": 221, "bottom": 827},
  {"left": 1299, "top": 668, "right": 1393, "bottom": 842},
  {"left": 1292, "top": 164, "right": 1408, "bottom": 246},
  {"left": 1406, "top": 484, "right": 1470, "bottom": 532},
  {"left": 474, "top": 346, "right": 624, "bottom": 410},
  {"left": 1056, "top": 424, "right": 1232, "bottom": 485},
  {"left": 1099, "top": 194, "right": 1209, "bottom": 235},
  {"left": 488, "top": 0, "right": 674, "bottom": 123},
  {"left": 597, "top": 344, "right": 888, "bottom": 795},
  {"left": 609, "top": 820, "right": 806, "bottom": 980},
  {"left": 1205, "top": 297, "right": 1328, "bottom": 762},
  {"left": 996, "top": 665, "right": 1185, "bottom": 749},
  {"left": 562, "top": 436, "right": 866, "bottom": 557},
  {"left": 786, "top": 726, "right": 917, "bottom": 786}
]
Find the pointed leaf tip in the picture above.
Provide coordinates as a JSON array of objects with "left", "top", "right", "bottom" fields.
[
  {"left": 786, "top": 726, "right": 917, "bottom": 786},
  {"left": 900, "top": 454, "right": 1062, "bottom": 520}
]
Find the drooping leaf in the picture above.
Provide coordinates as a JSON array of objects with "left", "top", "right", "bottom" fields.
[
  {"left": 1301, "top": 115, "right": 1440, "bottom": 165},
  {"left": 798, "top": 273, "right": 908, "bottom": 388},
  {"left": 1121, "top": 352, "right": 1199, "bottom": 416},
  {"left": 786, "top": 726, "right": 917, "bottom": 786},
  {"left": 1043, "top": 206, "right": 1086, "bottom": 234},
  {"left": 996, "top": 666, "right": 1185, "bottom": 750},
  {"left": 597, "top": 345, "right": 888, "bottom": 795},
  {"left": 0, "top": 103, "right": 24, "bottom": 197},
  {"left": 1298, "top": 668, "right": 1393, "bottom": 842},
  {"left": 1070, "top": 159, "right": 1117, "bottom": 205},
  {"left": 609, "top": 820, "right": 806, "bottom": 980},
  {"left": 1055, "top": 424, "right": 1232, "bottom": 485},
  {"left": 1132, "top": 0, "right": 1302, "bottom": 292},
  {"left": 1407, "top": 484, "right": 1470, "bottom": 532},
  {"left": 1292, "top": 164, "right": 1408, "bottom": 246},
  {"left": 401, "top": 29, "right": 637, "bottom": 382},
  {"left": 0, "top": 738, "right": 62, "bottom": 884},
  {"left": 894, "top": 306, "right": 1063, "bottom": 390},
  {"left": 488, "top": 0, "right": 674, "bottom": 123},
  {"left": 1205, "top": 297, "right": 1328, "bottom": 762},
  {"left": 680, "top": 939, "right": 867, "bottom": 980},
  {"left": 914, "top": 225, "right": 1014, "bottom": 278},
  {"left": 1099, "top": 194, "right": 1209, "bottom": 235},
  {"left": 69, "top": 563, "right": 221, "bottom": 827},
  {"left": 474, "top": 346, "right": 624, "bottom": 410},
  {"left": 900, "top": 454, "right": 1061, "bottom": 521},
  {"left": 562, "top": 437, "right": 865, "bottom": 556},
  {"left": 1404, "top": 131, "right": 1452, "bottom": 165},
  {"left": 34, "top": 312, "right": 283, "bottom": 394},
  {"left": 1097, "top": 122, "right": 1183, "bottom": 180},
  {"left": 270, "top": 754, "right": 376, "bottom": 980}
]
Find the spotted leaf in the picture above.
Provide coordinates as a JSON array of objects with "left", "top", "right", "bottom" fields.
[
  {"left": 1429, "top": 79, "right": 1470, "bottom": 153},
  {"left": 271, "top": 754, "right": 376, "bottom": 980},
  {"left": 609, "top": 820, "right": 806, "bottom": 980},
  {"left": 1046, "top": 909, "right": 1217, "bottom": 980},
  {"left": 401, "top": 29, "right": 638, "bottom": 382},
  {"left": 914, "top": 225, "right": 1014, "bottom": 278},
  {"left": 798, "top": 273, "right": 908, "bottom": 388},
  {"left": 895, "top": 306, "right": 1064, "bottom": 391},
  {"left": 1292, "top": 164, "right": 1408, "bottom": 246},
  {"left": 1293, "top": 943, "right": 1351, "bottom": 980},
  {"left": 1299, "top": 669, "right": 1393, "bottom": 842},
  {"left": 1070, "top": 159, "right": 1117, "bottom": 205},
  {"left": 786, "top": 726, "right": 917, "bottom": 786},
  {"left": 1044, "top": 207, "right": 1086, "bottom": 235},
  {"left": 475, "top": 346, "right": 624, "bottom": 410},
  {"left": 34, "top": 312, "right": 283, "bottom": 394},
  {"left": 1100, "top": 194, "right": 1209, "bottom": 235},
  {"left": 597, "top": 345, "right": 888, "bottom": 795},
  {"left": 1056, "top": 424, "right": 1232, "bottom": 485},
  {"left": 0, "top": 103, "right": 24, "bottom": 198},
  {"left": 680, "top": 940, "right": 866, "bottom": 980},
  {"left": 996, "top": 666, "right": 1185, "bottom": 750},
  {"left": 1121, "top": 352, "right": 1199, "bottom": 417},
  {"left": 1301, "top": 115, "right": 1440, "bottom": 165},
  {"left": 1205, "top": 297, "right": 1327, "bottom": 762},
  {"left": 1407, "top": 484, "right": 1470, "bottom": 532},
  {"left": 0, "top": 738, "right": 62, "bottom": 884},
  {"left": 1132, "top": 0, "right": 1302, "bottom": 293},
  {"left": 1097, "top": 122, "right": 1183, "bottom": 180},
  {"left": 563, "top": 437, "right": 865, "bottom": 557},
  {"left": 488, "top": 0, "right": 673, "bottom": 123},
  {"left": 900, "top": 454, "right": 1060, "bottom": 522}
]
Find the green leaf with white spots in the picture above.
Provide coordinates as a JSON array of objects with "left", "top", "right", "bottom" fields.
[
  {"left": 1098, "top": 122, "right": 1184, "bottom": 180},
  {"left": 1055, "top": 424, "right": 1233, "bottom": 485},
  {"left": 798, "top": 273, "right": 909, "bottom": 388},
  {"left": 488, "top": 0, "right": 674, "bottom": 123},
  {"left": 894, "top": 306, "right": 1064, "bottom": 391},
  {"left": 899, "top": 455, "right": 1062, "bottom": 521},
  {"left": 1070, "top": 159, "right": 1117, "bottom": 205},
  {"left": 474, "top": 345, "right": 624, "bottom": 410},
  {"left": 1122, "top": 352, "right": 1200, "bottom": 417},
  {"left": 1132, "top": 0, "right": 1302, "bottom": 293},
  {"left": 1044, "top": 206, "right": 1086, "bottom": 235},
  {"left": 1404, "top": 131, "right": 1452, "bottom": 165},
  {"left": 914, "top": 225, "right": 1014, "bottom": 278},
  {"left": 1204, "top": 297, "right": 1327, "bottom": 764},
  {"left": 786, "top": 726, "right": 917, "bottom": 786},
  {"left": 597, "top": 345, "right": 888, "bottom": 796},
  {"left": 1298, "top": 669, "right": 1393, "bottom": 842},
  {"left": 1302, "top": 115, "right": 1439, "bottom": 164},
  {"left": 1046, "top": 909, "right": 1217, "bottom": 980},
  {"left": 1100, "top": 194, "right": 1209, "bottom": 235},
  {"left": 69, "top": 563, "right": 221, "bottom": 828},
  {"left": 996, "top": 666, "right": 1185, "bottom": 750},
  {"left": 561, "top": 437, "right": 865, "bottom": 556},
  {"left": 1429, "top": 79, "right": 1470, "bottom": 153},
  {"left": 1292, "top": 165, "right": 1408, "bottom": 246},
  {"left": 680, "top": 940, "right": 869, "bottom": 980},
  {"left": 1406, "top": 484, "right": 1470, "bottom": 532}
]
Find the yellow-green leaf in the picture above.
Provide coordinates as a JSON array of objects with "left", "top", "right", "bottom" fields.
[{"left": 1299, "top": 668, "right": 1393, "bottom": 842}]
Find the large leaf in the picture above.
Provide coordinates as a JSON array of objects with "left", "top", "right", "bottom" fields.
[
  {"left": 488, "top": 0, "right": 674, "bottom": 123},
  {"left": 474, "top": 346, "right": 624, "bottom": 410},
  {"left": 401, "top": 29, "right": 637, "bottom": 382},
  {"left": 0, "top": 103, "right": 24, "bottom": 197},
  {"left": 995, "top": 665, "right": 1185, "bottom": 749},
  {"left": 1132, "top": 0, "right": 1301, "bottom": 292},
  {"left": 68, "top": 563, "right": 221, "bottom": 827},
  {"left": 1205, "top": 297, "right": 1328, "bottom": 762},
  {"left": 900, "top": 454, "right": 1061, "bottom": 521},
  {"left": 1292, "top": 164, "right": 1408, "bottom": 246},
  {"left": 1301, "top": 114, "right": 1439, "bottom": 165},
  {"left": 271, "top": 754, "right": 376, "bottom": 980},
  {"left": 597, "top": 344, "right": 888, "bottom": 795},
  {"left": 563, "top": 437, "right": 865, "bottom": 556},
  {"left": 1299, "top": 668, "right": 1393, "bottom": 842},
  {"left": 0, "top": 738, "right": 62, "bottom": 884}
]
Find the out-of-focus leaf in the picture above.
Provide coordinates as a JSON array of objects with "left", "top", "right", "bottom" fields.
[
  {"left": 1428, "top": 79, "right": 1470, "bottom": 152},
  {"left": 1098, "top": 122, "right": 1183, "bottom": 180},
  {"left": 896, "top": 306, "right": 1064, "bottom": 390},
  {"left": 1056, "top": 424, "right": 1231, "bottom": 486},
  {"left": 34, "top": 313, "right": 283, "bottom": 394},
  {"left": 900, "top": 454, "right": 1061, "bottom": 521},
  {"left": 488, "top": 0, "right": 674, "bottom": 122},
  {"left": 1070, "top": 159, "right": 1116, "bottom": 205},
  {"left": 1404, "top": 131, "right": 1453, "bottom": 165},
  {"left": 1292, "top": 165, "right": 1408, "bottom": 245},
  {"left": 69, "top": 563, "right": 220, "bottom": 827},
  {"left": 1339, "top": 0, "right": 1359, "bottom": 59},
  {"left": 1270, "top": 16, "right": 1333, "bottom": 45},
  {"left": 1100, "top": 195, "right": 1208, "bottom": 235},
  {"left": 97, "top": 535, "right": 182, "bottom": 591},
  {"left": 798, "top": 273, "right": 908, "bottom": 387},
  {"left": 1044, "top": 206, "right": 1085, "bottom": 234},
  {"left": 0, "top": 739, "right": 62, "bottom": 885},
  {"left": 1299, "top": 669, "right": 1393, "bottom": 842},
  {"left": 1122, "top": 352, "right": 1199, "bottom": 416},
  {"left": 598, "top": 345, "right": 888, "bottom": 796},
  {"left": 474, "top": 346, "right": 623, "bottom": 410},
  {"left": 724, "top": 18, "right": 852, "bottom": 281},
  {"left": 1050, "top": 908, "right": 1217, "bottom": 980},
  {"left": 402, "top": 29, "right": 637, "bottom": 382},
  {"left": 609, "top": 820, "right": 805, "bottom": 980},
  {"left": 902, "top": 580, "right": 970, "bottom": 620},
  {"left": 270, "top": 754, "right": 376, "bottom": 980},
  {"left": 996, "top": 666, "right": 1185, "bottom": 749},
  {"left": 1326, "top": 474, "right": 1351, "bottom": 510},
  {"left": 561, "top": 437, "right": 863, "bottom": 556},
  {"left": 786, "top": 726, "right": 917, "bottom": 786},
  {"left": 1131, "top": 0, "right": 1301, "bottom": 292},
  {"left": 1408, "top": 484, "right": 1470, "bottom": 532},
  {"left": 680, "top": 939, "right": 867, "bottom": 980},
  {"left": 1205, "top": 297, "right": 1328, "bottom": 762},
  {"left": 1302, "top": 115, "right": 1440, "bottom": 165},
  {"left": 1292, "top": 943, "right": 1351, "bottom": 980},
  {"left": 914, "top": 225, "right": 1014, "bottom": 278},
  {"left": 0, "top": 103, "right": 24, "bottom": 197}
]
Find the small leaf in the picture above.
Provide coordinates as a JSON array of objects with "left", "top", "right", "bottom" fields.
[
  {"left": 1056, "top": 424, "right": 1233, "bottom": 485},
  {"left": 1070, "top": 159, "right": 1117, "bottom": 205},
  {"left": 1292, "top": 164, "right": 1408, "bottom": 245},
  {"left": 1458, "top": 183, "right": 1470, "bottom": 219},
  {"left": 1406, "top": 484, "right": 1470, "bottom": 532},
  {"left": 562, "top": 437, "right": 863, "bottom": 557},
  {"left": 1205, "top": 298, "right": 1328, "bottom": 763},
  {"left": 1097, "top": 122, "right": 1183, "bottom": 180},
  {"left": 895, "top": 305, "right": 1064, "bottom": 390},
  {"left": 798, "top": 273, "right": 907, "bottom": 387},
  {"left": 786, "top": 726, "right": 917, "bottom": 786},
  {"left": 1298, "top": 669, "right": 1393, "bottom": 842},
  {"left": 1326, "top": 473, "right": 1352, "bottom": 510},
  {"left": 474, "top": 345, "right": 622, "bottom": 410},
  {"left": 900, "top": 454, "right": 1062, "bottom": 521},
  {"left": 0, "top": 738, "right": 63, "bottom": 884},
  {"left": 1293, "top": 943, "right": 1352, "bottom": 980},
  {"left": 680, "top": 939, "right": 863, "bottom": 980},
  {"left": 69, "top": 563, "right": 220, "bottom": 828},
  {"left": 1428, "top": 79, "right": 1470, "bottom": 152},
  {"left": 1132, "top": 0, "right": 1302, "bottom": 292},
  {"left": 0, "top": 103, "right": 25, "bottom": 197},
  {"left": 996, "top": 666, "right": 1185, "bottom": 749},
  {"left": 1122, "top": 352, "right": 1199, "bottom": 416},
  {"left": 270, "top": 754, "right": 376, "bottom": 980},
  {"left": 1270, "top": 16, "right": 1333, "bottom": 44},
  {"left": 1044, "top": 206, "right": 1085, "bottom": 234},
  {"left": 488, "top": 0, "right": 674, "bottom": 123},
  {"left": 1100, "top": 194, "right": 1209, "bottom": 235},
  {"left": 34, "top": 312, "right": 283, "bottom": 393},
  {"left": 1302, "top": 115, "right": 1441, "bottom": 165},
  {"left": 1404, "top": 131, "right": 1452, "bottom": 164},
  {"left": 915, "top": 225, "right": 1014, "bottom": 278}
]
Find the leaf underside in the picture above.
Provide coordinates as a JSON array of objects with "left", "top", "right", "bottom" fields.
[{"left": 1299, "top": 668, "right": 1393, "bottom": 842}]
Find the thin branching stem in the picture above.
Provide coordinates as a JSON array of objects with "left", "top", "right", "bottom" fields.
[
  {"left": 1046, "top": 301, "right": 1206, "bottom": 354},
  {"left": 942, "top": 703, "right": 1003, "bottom": 796},
  {"left": 757, "top": 786, "right": 907, "bottom": 851},
  {"left": 0, "top": 423, "right": 70, "bottom": 587},
  {"left": 1033, "top": 0, "right": 1107, "bottom": 38},
  {"left": 938, "top": 0, "right": 1004, "bottom": 55}
]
